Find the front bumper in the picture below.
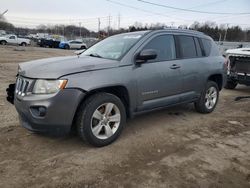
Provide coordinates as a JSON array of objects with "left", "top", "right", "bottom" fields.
[
  {"left": 13, "top": 88, "right": 85, "bottom": 134},
  {"left": 227, "top": 73, "right": 250, "bottom": 86}
]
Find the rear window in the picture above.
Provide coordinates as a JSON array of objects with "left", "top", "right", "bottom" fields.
[
  {"left": 201, "top": 38, "right": 212, "bottom": 56},
  {"left": 178, "top": 36, "right": 197, "bottom": 58}
]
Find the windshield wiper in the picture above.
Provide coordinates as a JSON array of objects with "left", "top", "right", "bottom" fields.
[{"left": 88, "top": 53, "right": 103, "bottom": 58}]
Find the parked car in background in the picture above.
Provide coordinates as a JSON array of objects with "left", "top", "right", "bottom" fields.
[
  {"left": 82, "top": 37, "right": 99, "bottom": 48},
  {"left": 38, "top": 38, "right": 61, "bottom": 48},
  {"left": 59, "top": 40, "right": 87, "bottom": 50},
  {"left": 225, "top": 48, "right": 250, "bottom": 89},
  {"left": 7, "top": 29, "right": 226, "bottom": 147},
  {"left": 0, "top": 34, "right": 30, "bottom": 46},
  {"left": 0, "top": 30, "right": 6, "bottom": 36},
  {"left": 38, "top": 35, "right": 65, "bottom": 48}
]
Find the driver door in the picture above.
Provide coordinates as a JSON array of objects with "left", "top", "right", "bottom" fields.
[
  {"left": 135, "top": 34, "right": 182, "bottom": 111},
  {"left": 8, "top": 35, "right": 17, "bottom": 44}
]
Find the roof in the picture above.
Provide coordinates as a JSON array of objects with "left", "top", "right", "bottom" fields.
[{"left": 226, "top": 48, "right": 250, "bottom": 57}]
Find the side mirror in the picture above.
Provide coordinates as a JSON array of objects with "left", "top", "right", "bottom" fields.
[{"left": 136, "top": 49, "right": 157, "bottom": 63}]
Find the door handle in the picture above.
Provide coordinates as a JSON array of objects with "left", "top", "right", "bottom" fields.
[{"left": 170, "top": 64, "right": 181, "bottom": 69}]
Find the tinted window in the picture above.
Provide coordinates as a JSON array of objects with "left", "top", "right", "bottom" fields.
[
  {"left": 143, "top": 35, "right": 176, "bottom": 62},
  {"left": 194, "top": 37, "right": 202, "bottom": 57},
  {"left": 178, "top": 36, "right": 197, "bottom": 58},
  {"left": 9, "top": 36, "right": 15, "bottom": 39},
  {"left": 201, "top": 38, "right": 212, "bottom": 56}
]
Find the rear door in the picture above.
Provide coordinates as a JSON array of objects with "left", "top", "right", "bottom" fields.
[
  {"left": 74, "top": 41, "right": 82, "bottom": 49},
  {"left": 135, "top": 34, "right": 182, "bottom": 111},
  {"left": 175, "top": 35, "right": 205, "bottom": 101},
  {"left": 69, "top": 41, "right": 78, "bottom": 49}
]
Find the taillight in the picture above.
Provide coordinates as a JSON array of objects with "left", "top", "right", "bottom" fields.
[
  {"left": 224, "top": 57, "right": 230, "bottom": 74},
  {"left": 224, "top": 58, "right": 229, "bottom": 67}
]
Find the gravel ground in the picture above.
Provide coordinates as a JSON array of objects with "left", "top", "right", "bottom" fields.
[{"left": 0, "top": 45, "right": 250, "bottom": 188}]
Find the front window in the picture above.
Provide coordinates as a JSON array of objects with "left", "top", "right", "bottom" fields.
[{"left": 82, "top": 33, "right": 146, "bottom": 60}]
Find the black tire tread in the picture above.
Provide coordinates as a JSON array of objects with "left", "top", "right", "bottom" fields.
[{"left": 195, "top": 81, "right": 219, "bottom": 114}]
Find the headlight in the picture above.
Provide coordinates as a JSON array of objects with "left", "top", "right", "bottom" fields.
[{"left": 33, "top": 79, "right": 67, "bottom": 94}]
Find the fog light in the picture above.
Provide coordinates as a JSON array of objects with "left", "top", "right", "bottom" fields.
[
  {"left": 30, "top": 106, "right": 47, "bottom": 117},
  {"left": 38, "top": 107, "right": 46, "bottom": 117}
]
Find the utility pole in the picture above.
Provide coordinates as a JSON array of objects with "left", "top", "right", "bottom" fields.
[
  {"left": 0, "top": 9, "right": 8, "bottom": 20},
  {"left": 62, "top": 26, "right": 65, "bottom": 37},
  {"left": 118, "top": 13, "right": 120, "bottom": 30},
  {"left": 79, "top": 22, "right": 82, "bottom": 38},
  {"left": 108, "top": 15, "right": 111, "bottom": 36},
  {"left": 98, "top": 18, "right": 101, "bottom": 33},
  {"left": 0, "top": 9, "right": 8, "bottom": 16},
  {"left": 171, "top": 22, "right": 175, "bottom": 28},
  {"left": 223, "top": 23, "right": 229, "bottom": 42}
]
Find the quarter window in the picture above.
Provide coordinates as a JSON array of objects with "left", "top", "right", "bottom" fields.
[
  {"left": 201, "top": 38, "right": 212, "bottom": 56},
  {"left": 143, "top": 35, "right": 176, "bottom": 62}
]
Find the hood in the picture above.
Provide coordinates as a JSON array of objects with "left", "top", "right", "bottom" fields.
[
  {"left": 18, "top": 55, "right": 119, "bottom": 79},
  {"left": 226, "top": 48, "right": 250, "bottom": 57}
]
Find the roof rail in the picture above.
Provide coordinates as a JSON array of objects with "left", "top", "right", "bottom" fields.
[{"left": 152, "top": 28, "right": 205, "bottom": 35}]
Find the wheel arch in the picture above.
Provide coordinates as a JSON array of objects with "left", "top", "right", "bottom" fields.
[
  {"left": 20, "top": 42, "right": 27, "bottom": 46},
  {"left": 207, "top": 74, "right": 223, "bottom": 90},
  {"left": 71, "top": 85, "right": 131, "bottom": 130},
  {"left": 0, "top": 40, "right": 7, "bottom": 44}
]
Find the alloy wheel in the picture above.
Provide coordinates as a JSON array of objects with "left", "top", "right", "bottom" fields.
[
  {"left": 205, "top": 86, "right": 218, "bottom": 109},
  {"left": 91, "top": 103, "right": 121, "bottom": 140}
]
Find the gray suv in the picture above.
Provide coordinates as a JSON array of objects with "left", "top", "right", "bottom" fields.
[{"left": 7, "top": 29, "right": 227, "bottom": 146}]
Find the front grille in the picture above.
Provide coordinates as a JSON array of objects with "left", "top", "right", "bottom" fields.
[{"left": 15, "top": 77, "right": 31, "bottom": 96}]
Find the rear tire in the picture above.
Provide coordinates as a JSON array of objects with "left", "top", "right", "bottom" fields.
[
  {"left": 194, "top": 81, "right": 219, "bottom": 114},
  {"left": 224, "top": 80, "right": 237, "bottom": 89},
  {"left": 80, "top": 45, "right": 86, "bottom": 49},
  {"left": 76, "top": 93, "right": 126, "bottom": 147},
  {"left": 21, "top": 42, "right": 27, "bottom": 46}
]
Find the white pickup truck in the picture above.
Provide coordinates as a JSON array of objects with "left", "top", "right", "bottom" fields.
[{"left": 0, "top": 34, "right": 30, "bottom": 46}]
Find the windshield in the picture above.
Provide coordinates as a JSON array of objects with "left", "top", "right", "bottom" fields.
[{"left": 82, "top": 33, "right": 145, "bottom": 60}]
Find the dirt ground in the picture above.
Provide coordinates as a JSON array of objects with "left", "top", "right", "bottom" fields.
[{"left": 0, "top": 45, "right": 250, "bottom": 188}]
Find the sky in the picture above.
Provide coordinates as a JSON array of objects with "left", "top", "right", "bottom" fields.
[{"left": 1, "top": 0, "right": 250, "bottom": 31}]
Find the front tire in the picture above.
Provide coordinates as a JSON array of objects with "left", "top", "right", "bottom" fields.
[
  {"left": 195, "top": 81, "right": 219, "bottom": 114},
  {"left": 0, "top": 40, "right": 7, "bottom": 45},
  {"left": 76, "top": 93, "right": 126, "bottom": 147},
  {"left": 64, "top": 44, "right": 70, "bottom": 49}
]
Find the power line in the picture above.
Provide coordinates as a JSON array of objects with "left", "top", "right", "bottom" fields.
[
  {"left": 137, "top": 0, "right": 250, "bottom": 15},
  {"left": 106, "top": 0, "right": 171, "bottom": 18},
  {"left": 6, "top": 15, "right": 110, "bottom": 22},
  {"left": 106, "top": 0, "right": 193, "bottom": 22},
  {"left": 163, "top": 0, "right": 229, "bottom": 14},
  {"left": 187, "top": 0, "right": 229, "bottom": 9}
]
